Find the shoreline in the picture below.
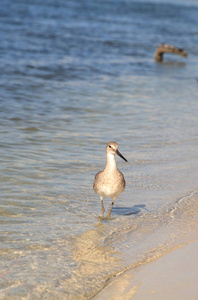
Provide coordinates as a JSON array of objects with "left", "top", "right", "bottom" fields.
[{"left": 93, "top": 238, "right": 198, "bottom": 300}]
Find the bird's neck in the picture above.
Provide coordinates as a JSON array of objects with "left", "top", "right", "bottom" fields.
[{"left": 105, "top": 153, "right": 117, "bottom": 172}]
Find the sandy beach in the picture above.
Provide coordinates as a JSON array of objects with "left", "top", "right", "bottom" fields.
[
  {"left": 94, "top": 238, "right": 198, "bottom": 300},
  {"left": 1, "top": 0, "right": 198, "bottom": 298}
]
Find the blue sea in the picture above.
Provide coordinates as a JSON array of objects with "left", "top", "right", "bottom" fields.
[{"left": 0, "top": 0, "right": 198, "bottom": 299}]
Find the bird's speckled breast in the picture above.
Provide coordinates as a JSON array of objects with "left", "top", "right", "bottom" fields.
[{"left": 93, "top": 169, "right": 125, "bottom": 198}]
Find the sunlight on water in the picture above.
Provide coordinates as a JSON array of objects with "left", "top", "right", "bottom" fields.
[{"left": 0, "top": 0, "right": 198, "bottom": 298}]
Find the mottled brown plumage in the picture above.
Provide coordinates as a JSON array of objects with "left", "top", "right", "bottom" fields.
[{"left": 93, "top": 141, "right": 127, "bottom": 218}]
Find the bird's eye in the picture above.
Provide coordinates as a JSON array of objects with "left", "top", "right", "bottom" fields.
[{"left": 109, "top": 145, "right": 111, "bottom": 148}]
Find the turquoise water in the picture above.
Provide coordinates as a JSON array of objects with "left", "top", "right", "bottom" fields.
[{"left": 0, "top": 0, "right": 198, "bottom": 299}]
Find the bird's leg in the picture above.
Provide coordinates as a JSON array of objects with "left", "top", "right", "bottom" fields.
[
  {"left": 108, "top": 198, "right": 116, "bottom": 218},
  {"left": 100, "top": 197, "right": 105, "bottom": 218}
]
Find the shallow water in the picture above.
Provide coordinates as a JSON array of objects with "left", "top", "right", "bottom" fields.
[{"left": 0, "top": 0, "right": 198, "bottom": 299}]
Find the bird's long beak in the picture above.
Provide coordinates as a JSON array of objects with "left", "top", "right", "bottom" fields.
[{"left": 116, "top": 149, "right": 128, "bottom": 162}]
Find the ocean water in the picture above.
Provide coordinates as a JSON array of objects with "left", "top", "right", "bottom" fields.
[{"left": 0, "top": 0, "right": 198, "bottom": 299}]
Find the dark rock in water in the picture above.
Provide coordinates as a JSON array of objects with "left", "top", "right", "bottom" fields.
[{"left": 154, "top": 43, "right": 188, "bottom": 62}]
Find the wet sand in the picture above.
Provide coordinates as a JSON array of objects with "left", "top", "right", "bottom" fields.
[{"left": 94, "top": 238, "right": 198, "bottom": 300}]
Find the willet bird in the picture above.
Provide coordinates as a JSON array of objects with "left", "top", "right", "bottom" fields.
[{"left": 93, "top": 141, "right": 127, "bottom": 218}]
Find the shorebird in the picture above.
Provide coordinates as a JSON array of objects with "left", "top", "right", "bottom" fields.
[{"left": 93, "top": 141, "right": 127, "bottom": 218}]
